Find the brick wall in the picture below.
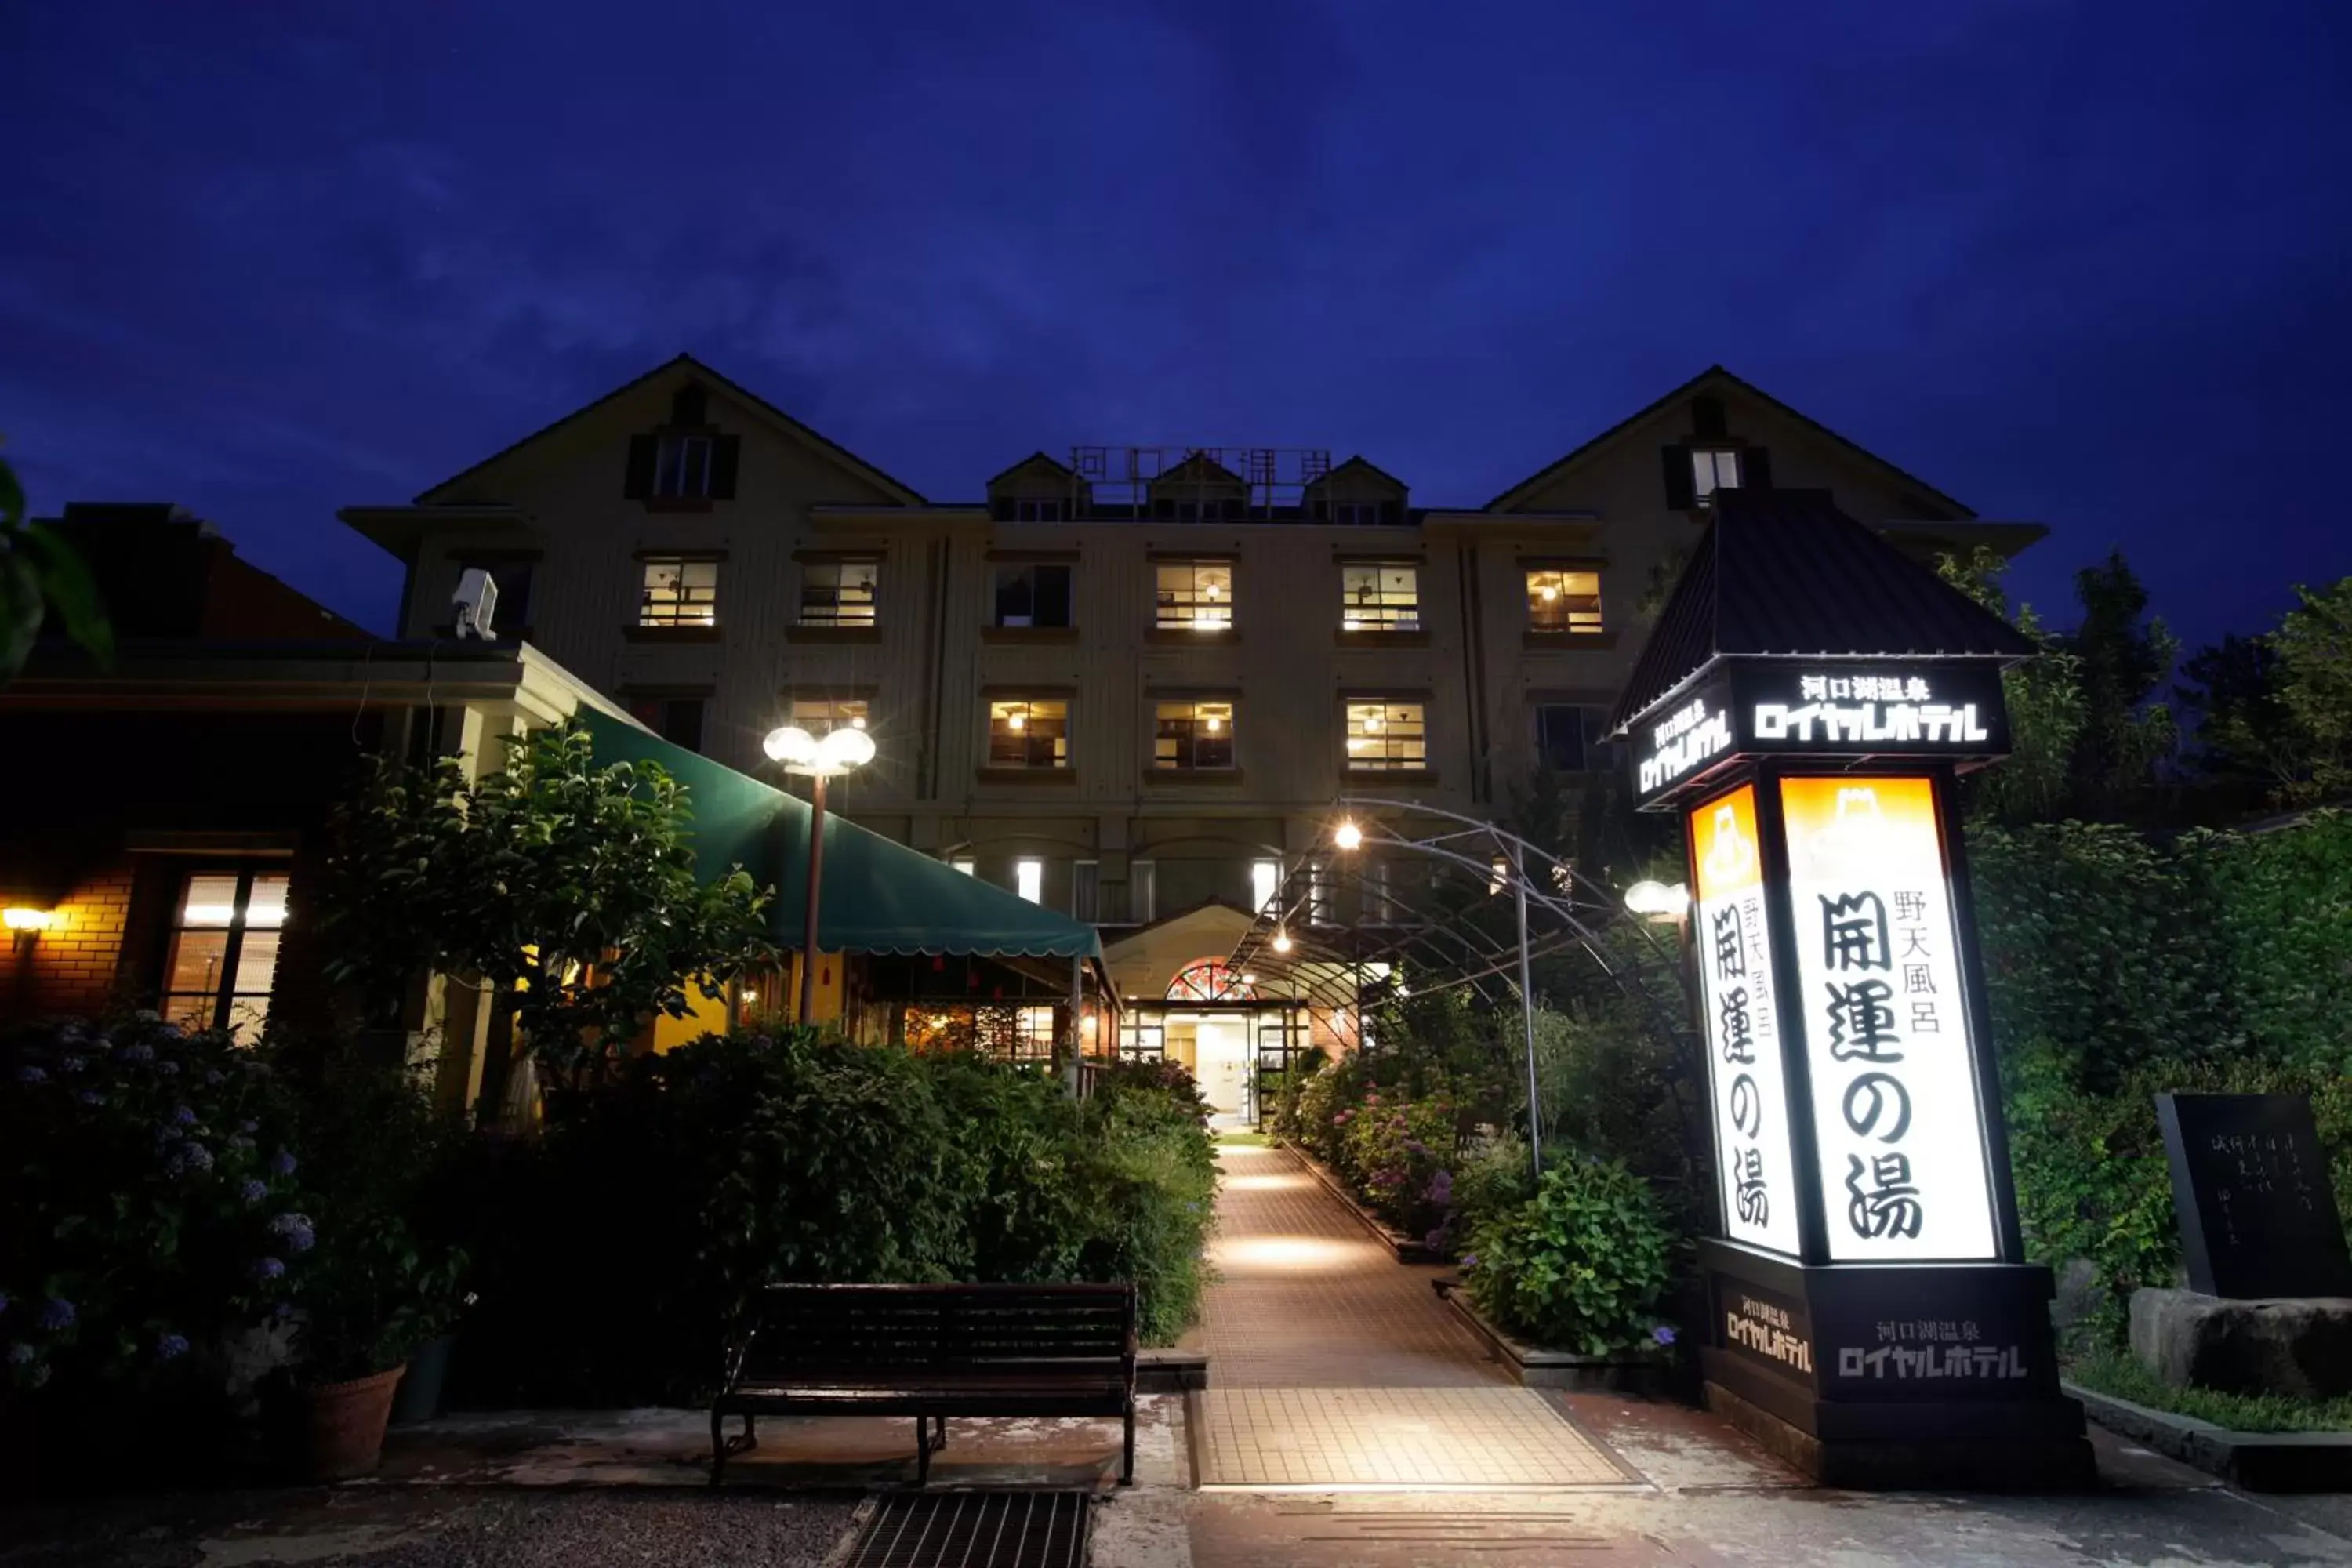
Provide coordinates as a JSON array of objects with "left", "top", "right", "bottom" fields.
[{"left": 0, "top": 863, "right": 135, "bottom": 1019}]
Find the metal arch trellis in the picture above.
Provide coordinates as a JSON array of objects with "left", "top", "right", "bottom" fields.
[{"left": 1218, "top": 797, "right": 1700, "bottom": 1179}]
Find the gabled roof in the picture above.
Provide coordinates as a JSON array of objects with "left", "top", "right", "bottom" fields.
[
  {"left": 1304, "top": 455, "right": 1410, "bottom": 494},
  {"left": 1150, "top": 452, "right": 1245, "bottom": 488},
  {"left": 415, "top": 353, "right": 927, "bottom": 506},
  {"left": 1486, "top": 365, "right": 1973, "bottom": 518},
  {"left": 985, "top": 450, "right": 1075, "bottom": 486},
  {"left": 1609, "top": 489, "right": 2036, "bottom": 733}
]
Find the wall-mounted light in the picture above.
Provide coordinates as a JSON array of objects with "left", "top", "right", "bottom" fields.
[{"left": 2, "top": 907, "right": 56, "bottom": 932}]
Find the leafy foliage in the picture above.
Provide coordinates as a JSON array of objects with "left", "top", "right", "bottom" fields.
[
  {"left": 0, "top": 448, "right": 112, "bottom": 682},
  {"left": 1, "top": 1017, "right": 305, "bottom": 1392},
  {"left": 320, "top": 724, "right": 776, "bottom": 1084},
  {"left": 1461, "top": 1157, "right": 1679, "bottom": 1356},
  {"left": 2269, "top": 579, "right": 2352, "bottom": 806},
  {"left": 448, "top": 1030, "right": 1215, "bottom": 1403},
  {"left": 2069, "top": 1348, "right": 2352, "bottom": 1433}
]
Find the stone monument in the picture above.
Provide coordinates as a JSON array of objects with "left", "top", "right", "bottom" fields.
[{"left": 2132, "top": 1092, "right": 2352, "bottom": 1399}]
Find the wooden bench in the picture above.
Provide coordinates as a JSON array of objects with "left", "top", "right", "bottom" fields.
[{"left": 710, "top": 1282, "right": 1138, "bottom": 1487}]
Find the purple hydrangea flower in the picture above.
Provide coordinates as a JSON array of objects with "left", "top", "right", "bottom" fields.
[
  {"left": 270, "top": 1150, "right": 297, "bottom": 1177},
  {"left": 237, "top": 1119, "right": 258, "bottom": 1134},
  {"left": 78, "top": 1091, "right": 101, "bottom": 1107},
  {"left": 37, "top": 1298, "right": 74, "bottom": 1332},
  {"left": 157, "top": 1022, "right": 183, "bottom": 1039},
  {"left": 268, "top": 1213, "right": 317, "bottom": 1254},
  {"left": 15, "top": 1065, "right": 46, "bottom": 1085},
  {"left": 238, "top": 1178, "right": 267, "bottom": 1205},
  {"left": 7, "top": 1343, "right": 34, "bottom": 1367},
  {"left": 1652, "top": 1325, "right": 1678, "bottom": 1347},
  {"left": 165, "top": 1143, "right": 214, "bottom": 1178},
  {"left": 1460, "top": 1254, "right": 1479, "bottom": 1270},
  {"left": 155, "top": 1060, "right": 181, "bottom": 1077},
  {"left": 155, "top": 1332, "right": 190, "bottom": 1362},
  {"left": 250, "top": 1257, "right": 286, "bottom": 1283},
  {"left": 59, "top": 1055, "right": 87, "bottom": 1074},
  {"left": 118, "top": 1042, "right": 154, "bottom": 1062},
  {"left": 171, "top": 1104, "right": 198, "bottom": 1126}
]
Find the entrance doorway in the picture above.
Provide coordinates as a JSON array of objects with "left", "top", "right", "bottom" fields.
[{"left": 1164, "top": 1011, "right": 1253, "bottom": 1124}]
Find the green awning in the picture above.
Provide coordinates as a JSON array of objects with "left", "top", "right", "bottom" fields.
[{"left": 579, "top": 710, "right": 1102, "bottom": 960}]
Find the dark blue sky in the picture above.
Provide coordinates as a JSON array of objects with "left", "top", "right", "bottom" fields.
[{"left": 5, "top": 2, "right": 2348, "bottom": 654}]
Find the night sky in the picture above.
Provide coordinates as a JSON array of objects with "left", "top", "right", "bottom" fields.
[{"left": 5, "top": 2, "right": 2348, "bottom": 656}]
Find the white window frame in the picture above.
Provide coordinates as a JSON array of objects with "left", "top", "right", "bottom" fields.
[
  {"left": 639, "top": 557, "right": 720, "bottom": 628},
  {"left": 799, "top": 559, "right": 879, "bottom": 627},
  {"left": 1693, "top": 448, "right": 1742, "bottom": 505}
]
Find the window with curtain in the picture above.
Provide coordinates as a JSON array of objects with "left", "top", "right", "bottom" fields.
[
  {"left": 639, "top": 558, "right": 719, "bottom": 627},
  {"left": 1155, "top": 561, "right": 1233, "bottom": 630},
  {"left": 162, "top": 869, "right": 289, "bottom": 1036}
]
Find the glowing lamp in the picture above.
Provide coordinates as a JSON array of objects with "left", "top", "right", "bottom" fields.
[
  {"left": 763, "top": 724, "right": 875, "bottom": 778},
  {"left": 1272, "top": 929, "right": 1293, "bottom": 954},
  {"left": 1334, "top": 820, "right": 1363, "bottom": 851},
  {"left": 1624, "top": 880, "right": 1690, "bottom": 920},
  {"left": 3, "top": 907, "right": 56, "bottom": 932}
]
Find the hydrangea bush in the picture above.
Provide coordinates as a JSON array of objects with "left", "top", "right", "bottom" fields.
[{"left": 2, "top": 1016, "right": 307, "bottom": 1392}]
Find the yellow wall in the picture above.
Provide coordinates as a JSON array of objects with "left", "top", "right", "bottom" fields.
[{"left": 650, "top": 975, "right": 736, "bottom": 1053}]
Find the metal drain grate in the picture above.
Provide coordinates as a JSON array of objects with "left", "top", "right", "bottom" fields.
[{"left": 846, "top": 1491, "right": 1092, "bottom": 1568}]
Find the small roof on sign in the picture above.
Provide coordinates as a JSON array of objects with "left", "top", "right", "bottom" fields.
[{"left": 1609, "top": 489, "right": 2037, "bottom": 735}]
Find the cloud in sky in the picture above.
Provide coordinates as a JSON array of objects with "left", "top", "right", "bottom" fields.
[{"left": 3, "top": 0, "right": 2349, "bottom": 646}]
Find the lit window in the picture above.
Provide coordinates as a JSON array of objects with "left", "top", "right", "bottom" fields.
[
  {"left": 1524, "top": 569, "right": 1602, "bottom": 633},
  {"left": 989, "top": 699, "right": 1069, "bottom": 769},
  {"left": 993, "top": 563, "right": 1073, "bottom": 628},
  {"left": 162, "top": 870, "right": 288, "bottom": 1036},
  {"left": 627, "top": 695, "right": 706, "bottom": 753},
  {"left": 1154, "top": 700, "right": 1235, "bottom": 771},
  {"left": 1343, "top": 702, "right": 1427, "bottom": 771},
  {"left": 1692, "top": 448, "right": 1741, "bottom": 505},
  {"left": 1156, "top": 561, "right": 1233, "bottom": 630},
  {"left": 653, "top": 434, "right": 713, "bottom": 499},
  {"left": 950, "top": 857, "right": 975, "bottom": 876},
  {"left": 1250, "top": 858, "right": 1280, "bottom": 915},
  {"left": 639, "top": 558, "right": 718, "bottom": 627},
  {"left": 800, "top": 560, "right": 878, "bottom": 627},
  {"left": 1015, "top": 858, "right": 1044, "bottom": 904},
  {"left": 1341, "top": 564, "right": 1419, "bottom": 632},
  {"left": 790, "top": 696, "right": 869, "bottom": 735}
]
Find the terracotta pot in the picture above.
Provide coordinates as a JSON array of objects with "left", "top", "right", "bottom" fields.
[{"left": 292, "top": 1365, "right": 408, "bottom": 1482}]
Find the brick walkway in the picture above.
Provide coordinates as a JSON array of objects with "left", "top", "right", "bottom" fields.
[{"left": 1191, "top": 1142, "right": 1630, "bottom": 1489}]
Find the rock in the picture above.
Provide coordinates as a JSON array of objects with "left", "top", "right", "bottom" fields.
[{"left": 2129, "top": 1287, "right": 2352, "bottom": 1399}]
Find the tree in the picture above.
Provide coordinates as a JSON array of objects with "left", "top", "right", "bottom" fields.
[
  {"left": 321, "top": 723, "right": 776, "bottom": 1085},
  {"left": 2063, "top": 551, "right": 2179, "bottom": 818},
  {"left": 2176, "top": 633, "right": 2297, "bottom": 804},
  {"left": 2270, "top": 578, "right": 2352, "bottom": 806},
  {"left": 1937, "top": 547, "right": 2085, "bottom": 826},
  {"left": 0, "top": 447, "right": 111, "bottom": 681}
]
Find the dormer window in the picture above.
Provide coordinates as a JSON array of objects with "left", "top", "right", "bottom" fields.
[
  {"left": 655, "top": 434, "right": 713, "bottom": 499},
  {"left": 1010, "top": 497, "right": 1068, "bottom": 522},
  {"left": 1692, "top": 448, "right": 1741, "bottom": 506}
]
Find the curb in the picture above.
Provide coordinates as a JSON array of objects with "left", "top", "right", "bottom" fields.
[
  {"left": 1136, "top": 1348, "right": 1208, "bottom": 1394},
  {"left": 1439, "top": 1284, "right": 1669, "bottom": 1392},
  {"left": 1276, "top": 1141, "right": 1446, "bottom": 1263},
  {"left": 2065, "top": 1379, "right": 2352, "bottom": 1493}
]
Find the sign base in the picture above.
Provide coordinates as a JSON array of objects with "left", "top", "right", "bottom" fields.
[{"left": 1700, "top": 1240, "right": 2094, "bottom": 1490}]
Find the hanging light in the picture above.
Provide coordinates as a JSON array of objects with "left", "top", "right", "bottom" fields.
[
  {"left": 1009, "top": 710, "right": 1027, "bottom": 731},
  {"left": 1334, "top": 820, "right": 1363, "bottom": 851},
  {"left": 1272, "top": 929, "right": 1293, "bottom": 953}
]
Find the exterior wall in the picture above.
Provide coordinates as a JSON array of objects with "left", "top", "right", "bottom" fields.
[
  {"left": 0, "top": 863, "right": 134, "bottom": 1018},
  {"left": 365, "top": 364, "right": 2009, "bottom": 967}
]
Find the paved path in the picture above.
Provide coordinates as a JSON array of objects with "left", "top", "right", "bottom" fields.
[{"left": 1189, "top": 1142, "right": 1625, "bottom": 1489}]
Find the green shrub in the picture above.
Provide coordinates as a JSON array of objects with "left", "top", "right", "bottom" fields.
[
  {"left": 1451, "top": 1129, "right": 1538, "bottom": 1236},
  {"left": 0, "top": 1016, "right": 307, "bottom": 1395},
  {"left": 451, "top": 1029, "right": 1215, "bottom": 1403},
  {"left": 1341, "top": 1087, "right": 1459, "bottom": 1236},
  {"left": 1462, "top": 1157, "right": 1678, "bottom": 1356}
]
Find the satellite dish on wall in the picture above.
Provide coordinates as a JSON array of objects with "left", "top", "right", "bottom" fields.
[{"left": 452, "top": 568, "right": 499, "bottom": 640}]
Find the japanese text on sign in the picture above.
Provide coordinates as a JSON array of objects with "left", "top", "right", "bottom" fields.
[
  {"left": 1780, "top": 777, "right": 1998, "bottom": 1262},
  {"left": 1688, "top": 784, "right": 1801, "bottom": 1257}
]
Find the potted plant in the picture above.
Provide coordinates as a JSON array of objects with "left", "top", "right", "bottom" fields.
[
  {"left": 270, "top": 1209, "right": 444, "bottom": 1481},
  {"left": 386, "top": 1276, "right": 473, "bottom": 1428}
]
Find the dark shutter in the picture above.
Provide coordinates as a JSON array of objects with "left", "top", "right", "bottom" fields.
[
  {"left": 1661, "top": 445, "right": 1695, "bottom": 510},
  {"left": 1037, "top": 564, "right": 1073, "bottom": 627},
  {"left": 709, "top": 434, "right": 740, "bottom": 499},
  {"left": 1692, "top": 396, "right": 1727, "bottom": 440},
  {"left": 1741, "top": 447, "right": 1773, "bottom": 491},
  {"left": 624, "top": 434, "right": 657, "bottom": 499},
  {"left": 670, "top": 383, "right": 708, "bottom": 427}
]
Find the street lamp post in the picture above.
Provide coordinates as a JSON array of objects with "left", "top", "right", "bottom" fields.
[{"left": 762, "top": 723, "right": 877, "bottom": 1025}]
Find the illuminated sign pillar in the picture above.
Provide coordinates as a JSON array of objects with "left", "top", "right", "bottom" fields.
[{"left": 1635, "top": 661, "right": 2092, "bottom": 1490}]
